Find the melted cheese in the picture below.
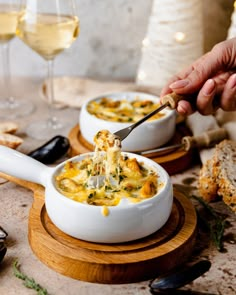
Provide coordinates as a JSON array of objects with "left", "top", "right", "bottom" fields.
[
  {"left": 93, "top": 130, "right": 121, "bottom": 188},
  {"left": 102, "top": 206, "right": 110, "bottom": 217},
  {"left": 87, "top": 96, "right": 165, "bottom": 123},
  {"left": 55, "top": 130, "right": 161, "bottom": 214}
]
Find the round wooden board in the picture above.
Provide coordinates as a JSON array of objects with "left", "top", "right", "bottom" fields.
[
  {"left": 28, "top": 187, "right": 197, "bottom": 284},
  {"left": 68, "top": 124, "right": 194, "bottom": 175}
]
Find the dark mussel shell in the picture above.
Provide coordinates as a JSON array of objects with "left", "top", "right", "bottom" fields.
[
  {"left": 0, "top": 226, "right": 8, "bottom": 241},
  {"left": 0, "top": 243, "right": 7, "bottom": 263},
  {"left": 28, "top": 135, "right": 70, "bottom": 164},
  {"left": 150, "top": 260, "right": 211, "bottom": 291},
  {"left": 0, "top": 226, "right": 8, "bottom": 263},
  {"left": 150, "top": 289, "right": 217, "bottom": 295}
]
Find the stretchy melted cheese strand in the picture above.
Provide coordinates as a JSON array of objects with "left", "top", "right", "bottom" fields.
[
  {"left": 55, "top": 129, "right": 159, "bottom": 217},
  {"left": 93, "top": 130, "right": 121, "bottom": 189}
]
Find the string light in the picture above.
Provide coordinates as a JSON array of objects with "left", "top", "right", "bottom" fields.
[
  {"left": 227, "top": 1, "right": 236, "bottom": 39},
  {"left": 142, "top": 37, "right": 150, "bottom": 47},
  {"left": 174, "top": 31, "right": 186, "bottom": 43},
  {"left": 137, "top": 70, "right": 147, "bottom": 81},
  {"left": 136, "top": 0, "right": 203, "bottom": 87}
]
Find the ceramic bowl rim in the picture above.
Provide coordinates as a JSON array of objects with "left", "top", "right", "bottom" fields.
[{"left": 81, "top": 91, "right": 176, "bottom": 126}]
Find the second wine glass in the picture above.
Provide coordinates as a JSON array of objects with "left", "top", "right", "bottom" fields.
[{"left": 16, "top": 0, "right": 79, "bottom": 140}]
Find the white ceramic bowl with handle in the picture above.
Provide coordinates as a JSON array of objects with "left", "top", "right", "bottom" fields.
[
  {"left": 0, "top": 145, "right": 173, "bottom": 243},
  {"left": 79, "top": 92, "right": 177, "bottom": 152}
]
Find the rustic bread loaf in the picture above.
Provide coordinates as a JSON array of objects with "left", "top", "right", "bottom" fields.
[{"left": 198, "top": 139, "right": 236, "bottom": 213}]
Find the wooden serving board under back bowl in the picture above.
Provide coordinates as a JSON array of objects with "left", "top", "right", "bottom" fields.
[
  {"left": 0, "top": 172, "right": 197, "bottom": 284},
  {"left": 68, "top": 122, "right": 195, "bottom": 175}
]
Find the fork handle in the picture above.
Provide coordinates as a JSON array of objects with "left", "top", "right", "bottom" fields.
[{"left": 161, "top": 92, "right": 187, "bottom": 109}]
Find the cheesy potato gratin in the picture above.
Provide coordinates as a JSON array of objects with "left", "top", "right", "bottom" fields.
[
  {"left": 55, "top": 130, "right": 162, "bottom": 215},
  {"left": 87, "top": 96, "right": 165, "bottom": 123}
]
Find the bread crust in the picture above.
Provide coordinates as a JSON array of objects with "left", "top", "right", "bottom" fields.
[
  {"left": 0, "top": 122, "right": 18, "bottom": 134},
  {"left": 0, "top": 121, "right": 23, "bottom": 149},
  {"left": 0, "top": 133, "right": 23, "bottom": 149},
  {"left": 198, "top": 158, "right": 218, "bottom": 202},
  {"left": 198, "top": 139, "right": 236, "bottom": 213},
  {"left": 215, "top": 140, "right": 236, "bottom": 212}
]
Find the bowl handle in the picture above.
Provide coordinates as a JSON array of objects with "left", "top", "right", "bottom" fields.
[{"left": 0, "top": 145, "right": 50, "bottom": 186}]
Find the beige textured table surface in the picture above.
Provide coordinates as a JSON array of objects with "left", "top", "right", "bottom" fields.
[{"left": 0, "top": 78, "right": 235, "bottom": 295}]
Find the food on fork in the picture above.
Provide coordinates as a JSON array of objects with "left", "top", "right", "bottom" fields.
[{"left": 93, "top": 129, "right": 121, "bottom": 152}]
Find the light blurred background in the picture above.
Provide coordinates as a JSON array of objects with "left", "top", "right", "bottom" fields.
[{"left": 3, "top": 0, "right": 235, "bottom": 81}]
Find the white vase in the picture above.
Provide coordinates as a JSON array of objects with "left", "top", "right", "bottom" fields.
[{"left": 136, "top": 0, "right": 204, "bottom": 90}]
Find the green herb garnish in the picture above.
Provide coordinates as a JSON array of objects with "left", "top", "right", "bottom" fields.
[
  {"left": 192, "top": 195, "right": 226, "bottom": 252},
  {"left": 13, "top": 259, "right": 49, "bottom": 295},
  {"left": 105, "top": 185, "right": 112, "bottom": 191},
  {"left": 87, "top": 169, "right": 92, "bottom": 176},
  {"left": 88, "top": 192, "right": 95, "bottom": 199}
]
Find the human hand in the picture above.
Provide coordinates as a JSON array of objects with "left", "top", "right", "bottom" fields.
[{"left": 160, "top": 38, "right": 236, "bottom": 115}]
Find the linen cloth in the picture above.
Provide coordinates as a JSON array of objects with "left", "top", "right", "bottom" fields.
[
  {"left": 186, "top": 110, "right": 236, "bottom": 164},
  {"left": 41, "top": 77, "right": 159, "bottom": 108}
]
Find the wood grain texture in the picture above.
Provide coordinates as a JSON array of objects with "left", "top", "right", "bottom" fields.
[
  {"left": 28, "top": 188, "right": 197, "bottom": 284},
  {"left": 68, "top": 123, "right": 194, "bottom": 175},
  {"left": 0, "top": 173, "right": 197, "bottom": 284}
]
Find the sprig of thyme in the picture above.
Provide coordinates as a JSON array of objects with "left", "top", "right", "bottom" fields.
[
  {"left": 13, "top": 259, "right": 49, "bottom": 295},
  {"left": 192, "top": 195, "right": 226, "bottom": 251},
  {"left": 209, "top": 218, "right": 226, "bottom": 251}
]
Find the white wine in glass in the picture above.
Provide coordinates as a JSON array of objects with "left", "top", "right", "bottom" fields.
[
  {"left": 0, "top": 0, "right": 35, "bottom": 119},
  {"left": 16, "top": 0, "right": 79, "bottom": 139}
]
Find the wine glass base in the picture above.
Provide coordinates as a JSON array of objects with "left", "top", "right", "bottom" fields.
[
  {"left": 0, "top": 99, "right": 35, "bottom": 120},
  {"left": 26, "top": 119, "right": 69, "bottom": 140}
]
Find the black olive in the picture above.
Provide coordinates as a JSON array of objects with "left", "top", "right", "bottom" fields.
[
  {"left": 28, "top": 135, "right": 70, "bottom": 164},
  {"left": 150, "top": 260, "right": 211, "bottom": 291}
]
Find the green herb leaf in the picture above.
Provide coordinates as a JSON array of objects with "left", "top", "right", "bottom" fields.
[
  {"left": 210, "top": 219, "right": 226, "bottom": 251},
  {"left": 13, "top": 259, "right": 49, "bottom": 295},
  {"left": 192, "top": 195, "right": 226, "bottom": 252}
]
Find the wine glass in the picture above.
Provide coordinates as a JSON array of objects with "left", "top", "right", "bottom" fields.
[
  {"left": 0, "top": 0, "right": 35, "bottom": 119},
  {"left": 16, "top": 0, "right": 79, "bottom": 140}
]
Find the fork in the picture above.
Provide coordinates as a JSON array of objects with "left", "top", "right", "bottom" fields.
[{"left": 114, "top": 92, "right": 185, "bottom": 141}]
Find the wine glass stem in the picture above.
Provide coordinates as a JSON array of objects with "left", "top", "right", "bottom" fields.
[
  {"left": 1, "top": 42, "right": 14, "bottom": 105},
  {"left": 47, "top": 59, "right": 60, "bottom": 128}
]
